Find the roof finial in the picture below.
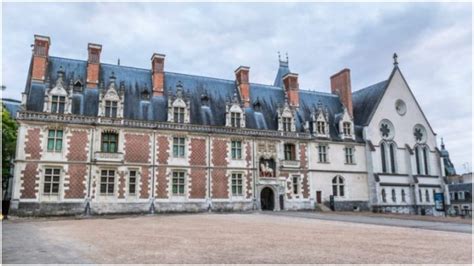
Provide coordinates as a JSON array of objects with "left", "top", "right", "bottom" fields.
[
  {"left": 278, "top": 51, "right": 281, "bottom": 61},
  {"left": 117, "top": 58, "right": 120, "bottom": 66},
  {"left": 441, "top": 137, "right": 445, "bottom": 149},
  {"left": 393, "top": 53, "right": 398, "bottom": 66},
  {"left": 286, "top": 52, "right": 288, "bottom": 63}
]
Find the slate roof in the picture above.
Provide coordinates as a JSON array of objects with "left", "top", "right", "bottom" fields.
[
  {"left": 23, "top": 56, "right": 394, "bottom": 142},
  {"left": 1, "top": 98, "right": 21, "bottom": 118},
  {"left": 448, "top": 183, "right": 472, "bottom": 193}
]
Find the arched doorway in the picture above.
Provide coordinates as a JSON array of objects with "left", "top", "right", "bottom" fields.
[{"left": 261, "top": 187, "right": 275, "bottom": 211}]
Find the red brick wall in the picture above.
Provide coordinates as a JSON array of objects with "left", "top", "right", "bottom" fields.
[
  {"left": 20, "top": 163, "right": 39, "bottom": 199},
  {"left": 87, "top": 63, "right": 99, "bottom": 88},
  {"left": 156, "top": 136, "right": 169, "bottom": 198},
  {"left": 189, "top": 138, "right": 207, "bottom": 199},
  {"left": 211, "top": 138, "right": 228, "bottom": 198},
  {"left": 32, "top": 57, "right": 47, "bottom": 82},
  {"left": 25, "top": 128, "right": 42, "bottom": 160},
  {"left": 65, "top": 165, "right": 87, "bottom": 199},
  {"left": 140, "top": 166, "right": 150, "bottom": 198},
  {"left": 245, "top": 142, "right": 252, "bottom": 199},
  {"left": 300, "top": 144, "right": 310, "bottom": 198},
  {"left": 124, "top": 133, "right": 151, "bottom": 163},
  {"left": 64, "top": 130, "right": 89, "bottom": 199},
  {"left": 330, "top": 69, "right": 353, "bottom": 117}
]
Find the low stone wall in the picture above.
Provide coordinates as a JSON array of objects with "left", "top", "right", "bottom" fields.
[
  {"left": 10, "top": 201, "right": 85, "bottom": 217},
  {"left": 330, "top": 201, "right": 370, "bottom": 212}
]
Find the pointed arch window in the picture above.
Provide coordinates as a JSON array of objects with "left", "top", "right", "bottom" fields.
[
  {"left": 381, "top": 189, "right": 387, "bottom": 203},
  {"left": 381, "top": 141, "right": 397, "bottom": 174},
  {"left": 332, "top": 176, "right": 345, "bottom": 197},
  {"left": 401, "top": 189, "right": 406, "bottom": 202},
  {"left": 415, "top": 145, "right": 430, "bottom": 175},
  {"left": 391, "top": 189, "right": 396, "bottom": 203}
]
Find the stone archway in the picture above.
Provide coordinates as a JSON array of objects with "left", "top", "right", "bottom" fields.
[{"left": 260, "top": 187, "right": 275, "bottom": 211}]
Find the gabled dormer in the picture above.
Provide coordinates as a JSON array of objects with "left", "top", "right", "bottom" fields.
[
  {"left": 43, "top": 67, "right": 72, "bottom": 114},
  {"left": 338, "top": 106, "right": 355, "bottom": 140},
  {"left": 226, "top": 94, "right": 245, "bottom": 128},
  {"left": 167, "top": 81, "right": 190, "bottom": 124},
  {"left": 98, "top": 73, "right": 124, "bottom": 118},
  {"left": 312, "top": 101, "right": 330, "bottom": 138},
  {"left": 277, "top": 94, "right": 296, "bottom": 132}
]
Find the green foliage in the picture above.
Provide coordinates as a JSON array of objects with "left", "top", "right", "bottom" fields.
[{"left": 2, "top": 104, "right": 17, "bottom": 178}]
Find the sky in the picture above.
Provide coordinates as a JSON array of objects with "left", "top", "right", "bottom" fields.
[{"left": 2, "top": 2, "right": 472, "bottom": 173}]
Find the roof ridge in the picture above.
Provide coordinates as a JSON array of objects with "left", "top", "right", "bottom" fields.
[
  {"left": 165, "top": 71, "right": 236, "bottom": 84},
  {"left": 300, "top": 89, "right": 338, "bottom": 97},
  {"left": 49, "top": 56, "right": 87, "bottom": 63},
  {"left": 101, "top": 62, "right": 151, "bottom": 72}
]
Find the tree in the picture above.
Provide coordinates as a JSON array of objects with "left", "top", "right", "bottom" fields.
[{"left": 2, "top": 104, "right": 17, "bottom": 200}]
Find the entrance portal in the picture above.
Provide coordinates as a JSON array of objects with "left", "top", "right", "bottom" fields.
[{"left": 261, "top": 187, "right": 275, "bottom": 211}]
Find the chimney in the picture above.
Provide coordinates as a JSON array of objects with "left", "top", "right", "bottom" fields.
[
  {"left": 86, "top": 43, "right": 102, "bottom": 88},
  {"left": 282, "top": 73, "right": 299, "bottom": 107},
  {"left": 31, "top": 35, "right": 51, "bottom": 82},
  {"left": 151, "top": 53, "right": 165, "bottom": 96},
  {"left": 235, "top": 66, "right": 250, "bottom": 107},
  {"left": 330, "top": 68, "right": 353, "bottom": 117}
]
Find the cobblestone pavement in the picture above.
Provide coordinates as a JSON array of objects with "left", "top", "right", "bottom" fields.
[
  {"left": 265, "top": 211, "right": 472, "bottom": 233},
  {"left": 2, "top": 213, "right": 472, "bottom": 264}
]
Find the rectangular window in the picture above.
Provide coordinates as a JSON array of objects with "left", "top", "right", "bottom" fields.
[
  {"left": 317, "top": 121, "right": 326, "bottom": 135},
  {"left": 172, "top": 171, "right": 186, "bottom": 196},
  {"left": 345, "top": 147, "right": 354, "bottom": 164},
  {"left": 231, "top": 140, "right": 242, "bottom": 160},
  {"left": 230, "top": 112, "right": 241, "bottom": 128},
  {"left": 343, "top": 122, "right": 351, "bottom": 136},
  {"left": 43, "top": 168, "right": 61, "bottom": 195},
  {"left": 282, "top": 117, "right": 292, "bottom": 132},
  {"left": 459, "top": 192, "right": 465, "bottom": 200},
  {"left": 101, "top": 132, "right": 118, "bottom": 153},
  {"left": 129, "top": 170, "right": 137, "bottom": 195},
  {"left": 105, "top": 101, "right": 118, "bottom": 118},
  {"left": 284, "top": 143, "right": 296, "bottom": 160},
  {"left": 318, "top": 144, "right": 327, "bottom": 163},
  {"left": 173, "top": 107, "right": 185, "bottom": 123},
  {"left": 292, "top": 176, "right": 300, "bottom": 194},
  {"left": 51, "top": 95, "right": 66, "bottom": 114},
  {"left": 172, "top": 137, "right": 186, "bottom": 158},
  {"left": 47, "top": 129, "right": 63, "bottom": 152},
  {"left": 231, "top": 173, "right": 243, "bottom": 196},
  {"left": 100, "top": 170, "right": 115, "bottom": 196}
]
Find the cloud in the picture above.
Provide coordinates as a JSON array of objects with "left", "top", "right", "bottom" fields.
[{"left": 2, "top": 2, "right": 471, "bottom": 172}]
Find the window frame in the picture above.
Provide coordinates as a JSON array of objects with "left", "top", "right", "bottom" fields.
[
  {"left": 128, "top": 170, "right": 138, "bottom": 196},
  {"left": 343, "top": 122, "right": 351, "bottom": 136},
  {"left": 100, "top": 169, "right": 116, "bottom": 196},
  {"left": 47, "top": 129, "right": 63, "bottom": 152},
  {"left": 172, "top": 137, "right": 186, "bottom": 158},
  {"left": 173, "top": 106, "right": 185, "bottom": 123},
  {"left": 231, "top": 172, "right": 244, "bottom": 196},
  {"left": 43, "top": 167, "right": 62, "bottom": 196},
  {"left": 231, "top": 140, "right": 242, "bottom": 160},
  {"left": 51, "top": 95, "right": 66, "bottom": 114},
  {"left": 284, "top": 143, "right": 296, "bottom": 161},
  {"left": 282, "top": 117, "right": 292, "bottom": 132},
  {"left": 332, "top": 176, "right": 345, "bottom": 197},
  {"left": 101, "top": 132, "right": 119, "bottom": 153},
  {"left": 292, "top": 175, "right": 300, "bottom": 195},
  {"left": 230, "top": 112, "right": 241, "bottom": 128},
  {"left": 172, "top": 170, "right": 186, "bottom": 196},
  {"left": 105, "top": 100, "right": 118, "bottom": 118},
  {"left": 344, "top": 146, "right": 354, "bottom": 164},
  {"left": 318, "top": 144, "right": 328, "bottom": 163}
]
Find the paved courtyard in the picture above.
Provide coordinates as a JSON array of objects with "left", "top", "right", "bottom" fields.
[{"left": 2, "top": 212, "right": 472, "bottom": 264}]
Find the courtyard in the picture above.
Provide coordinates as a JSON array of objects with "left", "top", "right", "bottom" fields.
[{"left": 1, "top": 212, "right": 472, "bottom": 264}]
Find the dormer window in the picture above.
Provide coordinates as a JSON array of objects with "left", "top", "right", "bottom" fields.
[
  {"left": 105, "top": 100, "right": 118, "bottom": 118},
  {"left": 168, "top": 81, "right": 190, "bottom": 124},
  {"left": 231, "top": 112, "right": 241, "bottom": 127},
  {"left": 174, "top": 107, "right": 185, "bottom": 123},
  {"left": 51, "top": 95, "right": 66, "bottom": 113},
  {"left": 343, "top": 122, "right": 351, "bottom": 136},
  {"left": 313, "top": 102, "right": 330, "bottom": 138},
  {"left": 282, "top": 117, "right": 292, "bottom": 132},
  {"left": 44, "top": 67, "right": 71, "bottom": 114},
  {"left": 278, "top": 96, "right": 295, "bottom": 132},
  {"left": 226, "top": 94, "right": 245, "bottom": 128},
  {"left": 317, "top": 121, "right": 326, "bottom": 135},
  {"left": 99, "top": 73, "right": 124, "bottom": 119}
]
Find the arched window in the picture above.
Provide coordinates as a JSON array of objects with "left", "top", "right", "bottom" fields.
[
  {"left": 381, "top": 141, "right": 397, "bottom": 174},
  {"left": 381, "top": 189, "right": 387, "bottom": 203},
  {"left": 391, "top": 189, "right": 396, "bottom": 203},
  {"left": 401, "top": 189, "right": 406, "bottom": 202},
  {"left": 415, "top": 145, "right": 429, "bottom": 175},
  {"left": 332, "top": 176, "right": 345, "bottom": 197}
]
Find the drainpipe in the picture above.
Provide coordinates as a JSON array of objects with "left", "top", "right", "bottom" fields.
[
  {"left": 252, "top": 137, "right": 257, "bottom": 210},
  {"left": 150, "top": 130, "right": 156, "bottom": 214},
  {"left": 85, "top": 127, "right": 95, "bottom": 216}
]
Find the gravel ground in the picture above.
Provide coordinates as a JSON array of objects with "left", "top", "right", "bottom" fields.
[{"left": 2, "top": 213, "right": 472, "bottom": 264}]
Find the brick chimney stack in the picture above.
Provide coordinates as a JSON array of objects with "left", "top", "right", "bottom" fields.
[
  {"left": 151, "top": 53, "right": 165, "bottom": 97},
  {"left": 282, "top": 73, "right": 299, "bottom": 107},
  {"left": 31, "top": 35, "right": 51, "bottom": 82},
  {"left": 330, "top": 68, "right": 353, "bottom": 117},
  {"left": 235, "top": 66, "right": 250, "bottom": 107},
  {"left": 86, "top": 43, "right": 102, "bottom": 88}
]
